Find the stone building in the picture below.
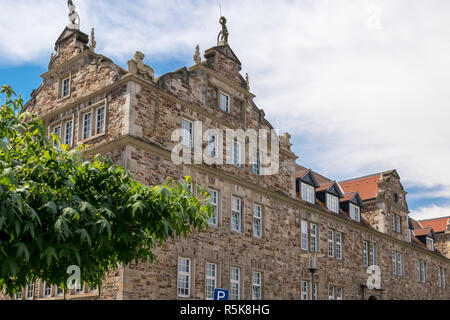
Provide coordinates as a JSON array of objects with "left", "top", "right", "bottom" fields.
[{"left": 2, "top": 4, "right": 449, "bottom": 300}]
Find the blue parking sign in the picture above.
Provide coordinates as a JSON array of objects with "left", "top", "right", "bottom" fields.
[{"left": 214, "top": 288, "right": 229, "bottom": 300}]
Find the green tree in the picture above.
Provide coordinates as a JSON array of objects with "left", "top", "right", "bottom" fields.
[{"left": 0, "top": 85, "right": 212, "bottom": 295}]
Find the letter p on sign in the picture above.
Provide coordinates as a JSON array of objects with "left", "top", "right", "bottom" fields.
[{"left": 214, "top": 289, "right": 229, "bottom": 300}]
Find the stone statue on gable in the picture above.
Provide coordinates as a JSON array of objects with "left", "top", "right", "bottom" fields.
[
  {"left": 128, "top": 51, "right": 155, "bottom": 81},
  {"left": 67, "top": 0, "right": 80, "bottom": 30}
]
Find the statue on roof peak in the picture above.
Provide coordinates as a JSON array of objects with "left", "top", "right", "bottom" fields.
[
  {"left": 217, "top": 16, "right": 229, "bottom": 45},
  {"left": 67, "top": 0, "right": 80, "bottom": 30}
]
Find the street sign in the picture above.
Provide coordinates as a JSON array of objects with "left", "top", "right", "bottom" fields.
[{"left": 214, "top": 288, "right": 229, "bottom": 300}]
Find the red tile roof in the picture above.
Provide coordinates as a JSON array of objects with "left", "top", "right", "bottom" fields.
[
  {"left": 409, "top": 218, "right": 423, "bottom": 230},
  {"left": 420, "top": 217, "right": 450, "bottom": 234},
  {"left": 339, "top": 174, "right": 381, "bottom": 201},
  {"left": 340, "top": 192, "right": 357, "bottom": 202},
  {"left": 412, "top": 228, "right": 433, "bottom": 237}
]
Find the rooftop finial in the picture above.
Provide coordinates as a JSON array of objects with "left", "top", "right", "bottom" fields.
[
  {"left": 67, "top": 0, "right": 80, "bottom": 30},
  {"left": 217, "top": 16, "right": 229, "bottom": 45},
  {"left": 89, "top": 28, "right": 96, "bottom": 51},
  {"left": 193, "top": 45, "right": 201, "bottom": 65}
]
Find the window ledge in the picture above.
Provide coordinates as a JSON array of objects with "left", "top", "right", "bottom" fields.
[{"left": 79, "top": 132, "right": 107, "bottom": 144}]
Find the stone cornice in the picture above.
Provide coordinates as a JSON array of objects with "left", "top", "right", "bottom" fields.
[{"left": 86, "top": 134, "right": 449, "bottom": 264}]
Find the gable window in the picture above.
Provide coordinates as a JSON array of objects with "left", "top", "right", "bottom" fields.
[
  {"left": 349, "top": 204, "right": 360, "bottom": 222},
  {"left": 207, "top": 131, "right": 218, "bottom": 158},
  {"left": 232, "top": 140, "right": 241, "bottom": 167},
  {"left": 253, "top": 151, "right": 261, "bottom": 175},
  {"left": 326, "top": 194, "right": 339, "bottom": 213},
  {"left": 177, "top": 257, "right": 191, "bottom": 298},
  {"left": 252, "top": 271, "right": 262, "bottom": 300},
  {"left": 230, "top": 267, "right": 241, "bottom": 300},
  {"left": 64, "top": 120, "right": 73, "bottom": 146},
  {"left": 231, "top": 196, "right": 242, "bottom": 232},
  {"left": 205, "top": 263, "right": 217, "bottom": 300},
  {"left": 61, "top": 77, "right": 70, "bottom": 98},
  {"left": 426, "top": 237, "right": 434, "bottom": 251},
  {"left": 220, "top": 92, "right": 230, "bottom": 113},
  {"left": 182, "top": 119, "right": 193, "bottom": 148},
  {"left": 208, "top": 189, "right": 219, "bottom": 226},
  {"left": 253, "top": 204, "right": 262, "bottom": 238},
  {"left": 82, "top": 112, "right": 92, "bottom": 140},
  {"left": 95, "top": 106, "right": 105, "bottom": 135},
  {"left": 301, "top": 183, "right": 315, "bottom": 204}
]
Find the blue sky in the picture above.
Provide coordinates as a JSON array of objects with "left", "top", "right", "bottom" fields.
[{"left": 1, "top": 0, "right": 450, "bottom": 220}]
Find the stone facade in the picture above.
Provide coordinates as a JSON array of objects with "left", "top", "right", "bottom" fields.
[{"left": 2, "top": 16, "right": 449, "bottom": 301}]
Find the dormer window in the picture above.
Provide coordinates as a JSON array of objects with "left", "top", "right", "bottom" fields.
[
  {"left": 426, "top": 237, "right": 434, "bottom": 251},
  {"left": 327, "top": 194, "right": 339, "bottom": 214},
  {"left": 301, "top": 183, "right": 315, "bottom": 204},
  {"left": 220, "top": 92, "right": 230, "bottom": 112},
  {"left": 349, "top": 203, "right": 361, "bottom": 222}
]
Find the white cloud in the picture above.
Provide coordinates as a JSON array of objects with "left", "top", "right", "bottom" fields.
[
  {"left": 2, "top": 0, "right": 450, "bottom": 215},
  {"left": 410, "top": 204, "right": 450, "bottom": 221}
]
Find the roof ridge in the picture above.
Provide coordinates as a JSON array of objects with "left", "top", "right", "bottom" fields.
[
  {"left": 419, "top": 216, "right": 450, "bottom": 221},
  {"left": 339, "top": 172, "right": 382, "bottom": 183}
]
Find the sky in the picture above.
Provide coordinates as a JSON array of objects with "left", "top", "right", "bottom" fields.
[{"left": 1, "top": 0, "right": 450, "bottom": 221}]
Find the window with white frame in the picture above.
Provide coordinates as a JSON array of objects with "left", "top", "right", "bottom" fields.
[
  {"left": 177, "top": 257, "right": 191, "bottom": 298},
  {"left": 232, "top": 140, "right": 241, "bottom": 167},
  {"left": 418, "top": 259, "right": 426, "bottom": 284},
  {"left": 231, "top": 196, "right": 242, "bottom": 232},
  {"left": 220, "top": 92, "right": 230, "bottom": 113},
  {"left": 26, "top": 283, "right": 34, "bottom": 300},
  {"left": 337, "top": 287, "right": 343, "bottom": 300},
  {"left": 438, "top": 267, "right": 446, "bottom": 289},
  {"left": 230, "top": 267, "right": 241, "bottom": 300},
  {"left": 56, "top": 285, "right": 64, "bottom": 296},
  {"left": 61, "top": 77, "right": 70, "bottom": 98},
  {"left": 95, "top": 106, "right": 105, "bottom": 135},
  {"left": 208, "top": 189, "right": 219, "bottom": 226},
  {"left": 252, "top": 271, "right": 262, "bottom": 300},
  {"left": 14, "top": 291, "right": 23, "bottom": 300},
  {"left": 301, "top": 220, "right": 309, "bottom": 251},
  {"left": 311, "top": 282, "right": 317, "bottom": 300},
  {"left": 43, "top": 282, "right": 52, "bottom": 298},
  {"left": 310, "top": 223, "right": 318, "bottom": 253},
  {"left": 335, "top": 232, "right": 342, "bottom": 260},
  {"left": 363, "top": 241, "right": 376, "bottom": 267},
  {"left": 253, "top": 151, "right": 261, "bottom": 175},
  {"left": 328, "top": 286, "right": 335, "bottom": 300},
  {"left": 64, "top": 120, "right": 73, "bottom": 146},
  {"left": 207, "top": 131, "right": 218, "bottom": 158},
  {"left": 253, "top": 204, "right": 262, "bottom": 238},
  {"left": 301, "top": 281, "right": 308, "bottom": 300},
  {"left": 182, "top": 119, "right": 193, "bottom": 148},
  {"left": 426, "top": 237, "right": 434, "bottom": 251},
  {"left": 328, "top": 230, "right": 335, "bottom": 258},
  {"left": 52, "top": 125, "right": 61, "bottom": 146},
  {"left": 327, "top": 194, "right": 339, "bottom": 213},
  {"left": 74, "top": 282, "right": 83, "bottom": 294},
  {"left": 349, "top": 204, "right": 361, "bottom": 222},
  {"left": 301, "top": 183, "right": 315, "bottom": 204},
  {"left": 397, "top": 252, "right": 403, "bottom": 277},
  {"left": 205, "top": 263, "right": 217, "bottom": 300},
  {"left": 396, "top": 215, "right": 401, "bottom": 233},
  {"left": 82, "top": 112, "right": 92, "bottom": 140},
  {"left": 392, "top": 251, "right": 397, "bottom": 275}
]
